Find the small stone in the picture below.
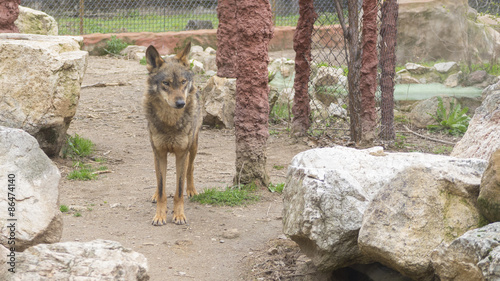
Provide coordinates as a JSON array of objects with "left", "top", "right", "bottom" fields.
[
  {"left": 110, "top": 203, "right": 121, "bottom": 208},
  {"left": 175, "top": 239, "right": 193, "bottom": 246},
  {"left": 267, "top": 247, "right": 279, "bottom": 255},
  {"left": 222, "top": 228, "right": 240, "bottom": 239}
]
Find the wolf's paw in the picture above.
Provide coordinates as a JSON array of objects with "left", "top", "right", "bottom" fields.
[
  {"left": 151, "top": 193, "right": 159, "bottom": 203},
  {"left": 172, "top": 213, "right": 187, "bottom": 225},
  {"left": 186, "top": 189, "right": 198, "bottom": 198},
  {"left": 152, "top": 213, "right": 167, "bottom": 226}
]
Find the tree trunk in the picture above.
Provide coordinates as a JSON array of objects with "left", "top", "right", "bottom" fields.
[
  {"left": 216, "top": 0, "right": 237, "bottom": 78},
  {"left": 291, "top": 0, "right": 317, "bottom": 136},
  {"left": 359, "top": 0, "right": 378, "bottom": 145},
  {"left": 347, "top": 0, "right": 362, "bottom": 144},
  {"left": 379, "top": 0, "right": 398, "bottom": 141},
  {"left": 0, "top": 0, "right": 20, "bottom": 33},
  {"left": 232, "top": 0, "right": 273, "bottom": 187}
]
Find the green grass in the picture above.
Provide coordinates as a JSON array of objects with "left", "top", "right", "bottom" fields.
[
  {"left": 273, "top": 165, "right": 285, "bottom": 170},
  {"left": 190, "top": 185, "right": 259, "bottom": 206},
  {"left": 57, "top": 11, "right": 340, "bottom": 35},
  {"left": 74, "top": 212, "right": 82, "bottom": 217},
  {"left": 432, "top": 146, "right": 453, "bottom": 155},
  {"left": 140, "top": 56, "right": 147, "bottom": 65},
  {"left": 60, "top": 205, "right": 69, "bottom": 213},
  {"left": 63, "top": 134, "right": 95, "bottom": 159},
  {"left": 268, "top": 183, "right": 285, "bottom": 193},
  {"left": 67, "top": 162, "right": 98, "bottom": 181},
  {"left": 270, "top": 103, "right": 291, "bottom": 123}
]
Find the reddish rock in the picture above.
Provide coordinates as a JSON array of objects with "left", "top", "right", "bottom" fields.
[
  {"left": 291, "top": 0, "right": 317, "bottom": 136},
  {"left": 0, "top": 0, "right": 20, "bottom": 33},
  {"left": 82, "top": 27, "right": 334, "bottom": 56}
]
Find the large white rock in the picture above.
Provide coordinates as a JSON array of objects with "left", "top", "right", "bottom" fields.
[
  {"left": 201, "top": 76, "right": 236, "bottom": 128},
  {"left": 6, "top": 240, "right": 149, "bottom": 281},
  {"left": 358, "top": 162, "right": 487, "bottom": 280},
  {"left": 0, "top": 34, "right": 88, "bottom": 157},
  {"left": 15, "top": 6, "right": 58, "bottom": 35},
  {"left": 431, "top": 222, "right": 500, "bottom": 281},
  {"left": 282, "top": 146, "right": 487, "bottom": 271},
  {"left": 451, "top": 92, "right": 500, "bottom": 160},
  {"left": 0, "top": 126, "right": 62, "bottom": 251}
]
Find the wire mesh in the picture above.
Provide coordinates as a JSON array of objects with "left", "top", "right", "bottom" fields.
[
  {"left": 20, "top": 0, "right": 302, "bottom": 35},
  {"left": 307, "top": 0, "right": 351, "bottom": 138},
  {"left": 469, "top": 0, "right": 500, "bottom": 14}
]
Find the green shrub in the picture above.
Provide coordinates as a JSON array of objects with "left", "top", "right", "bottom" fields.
[
  {"left": 104, "top": 35, "right": 129, "bottom": 55},
  {"left": 427, "top": 97, "right": 471, "bottom": 136}
]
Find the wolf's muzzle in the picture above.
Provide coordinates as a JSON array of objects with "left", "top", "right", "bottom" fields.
[{"left": 175, "top": 100, "right": 186, "bottom": 109}]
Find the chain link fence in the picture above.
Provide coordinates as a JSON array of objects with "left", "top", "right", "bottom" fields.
[
  {"left": 20, "top": 0, "right": 302, "bottom": 35},
  {"left": 469, "top": 0, "right": 500, "bottom": 14}
]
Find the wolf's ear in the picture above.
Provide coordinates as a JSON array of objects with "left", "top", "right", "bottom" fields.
[
  {"left": 175, "top": 42, "right": 191, "bottom": 67},
  {"left": 146, "top": 45, "right": 164, "bottom": 73}
]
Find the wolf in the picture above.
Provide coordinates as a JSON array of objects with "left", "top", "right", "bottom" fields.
[{"left": 143, "top": 42, "right": 202, "bottom": 225}]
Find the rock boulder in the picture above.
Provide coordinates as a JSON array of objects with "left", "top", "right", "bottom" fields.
[
  {"left": 451, "top": 92, "right": 500, "bottom": 160},
  {"left": 6, "top": 240, "right": 149, "bottom": 280},
  {"left": 0, "top": 126, "right": 62, "bottom": 251},
  {"left": 201, "top": 76, "right": 236, "bottom": 128},
  {"left": 431, "top": 222, "right": 500, "bottom": 281},
  {"left": 359, "top": 162, "right": 486, "bottom": 280},
  {"left": 478, "top": 149, "right": 500, "bottom": 222},
  {"left": 14, "top": 6, "right": 58, "bottom": 35},
  {"left": 0, "top": 34, "right": 88, "bottom": 157},
  {"left": 282, "top": 146, "right": 487, "bottom": 272}
]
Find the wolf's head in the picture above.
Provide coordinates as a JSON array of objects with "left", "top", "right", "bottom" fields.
[{"left": 145, "top": 43, "right": 194, "bottom": 109}]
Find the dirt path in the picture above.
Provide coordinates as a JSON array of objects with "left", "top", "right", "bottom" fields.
[{"left": 55, "top": 56, "right": 310, "bottom": 280}]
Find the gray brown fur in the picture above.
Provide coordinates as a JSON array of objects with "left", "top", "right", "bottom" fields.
[{"left": 143, "top": 42, "right": 202, "bottom": 225}]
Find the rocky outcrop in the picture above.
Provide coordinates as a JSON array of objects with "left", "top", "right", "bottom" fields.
[
  {"left": 3, "top": 240, "right": 149, "bottom": 280},
  {"left": 359, "top": 163, "right": 486, "bottom": 280},
  {"left": 397, "top": 0, "right": 500, "bottom": 64},
  {"left": 14, "top": 6, "right": 58, "bottom": 35},
  {"left": 431, "top": 222, "right": 500, "bottom": 281},
  {"left": 451, "top": 91, "right": 500, "bottom": 160},
  {"left": 282, "top": 146, "right": 487, "bottom": 272},
  {"left": 0, "top": 33, "right": 88, "bottom": 157},
  {"left": 478, "top": 149, "right": 500, "bottom": 222},
  {"left": 201, "top": 76, "right": 236, "bottom": 128},
  {"left": 0, "top": 126, "right": 62, "bottom": 251}
]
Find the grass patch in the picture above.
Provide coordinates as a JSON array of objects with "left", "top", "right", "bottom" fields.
[
  {"left": 67, "top": 162, "right": 98, "bottom": 181},
  {"left": 268, "top": 183, "right": 285, "bottom": 193},
  {"left": 140, "top": 56, "right": 147, "bottom": 65},
  {"left": 432, "top": 146, "right": 453, "bottom": 155},
  {"left": 273, "top": 165, "right": 285, "bottom": 170},
  {"left": 74, "top": 212, "right": 82, "bottom": 217},
  {"left": 60, "top": 205, "right": 69, "bottom": 213},
  {"left": 190, "top": 185, "right": 259, "bottom": 206},
  {"left": 63, "top": 134, "right": 95, "bottom": 159},
  {"left": 270, "top": 103, "right": 292, "bottom": 123}
]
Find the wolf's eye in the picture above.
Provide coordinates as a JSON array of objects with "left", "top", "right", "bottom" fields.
[
  {"left": 162, "top": 81, "right": 170, "bottom": 86},
  {"left": 181, "top": 80, "right": 187, "bottom": 85}
]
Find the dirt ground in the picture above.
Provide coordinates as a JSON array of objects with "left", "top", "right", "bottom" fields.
[{"left": 55, "top": 53, "right": 460, "bottom": 281}]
